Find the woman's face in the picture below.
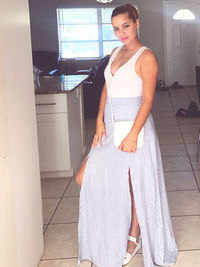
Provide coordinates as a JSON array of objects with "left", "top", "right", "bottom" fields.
[{"left": 112, "top": 12, "right": 139, "bottom": 44}]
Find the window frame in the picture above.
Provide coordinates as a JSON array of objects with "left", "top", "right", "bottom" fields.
[
  {"left": 56, "top": 6, "right": 121, "bottom": 60},
  {"left": 172, "top": 8, "right": 196, "bottom": 21}
]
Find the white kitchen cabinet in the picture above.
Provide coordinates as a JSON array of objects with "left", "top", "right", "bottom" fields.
[
  {"left": 35, "top": 83, "right": 86, "bottom": 178},
  {"left": 36, "top": 113, "right": 70, "bottom": 172}
]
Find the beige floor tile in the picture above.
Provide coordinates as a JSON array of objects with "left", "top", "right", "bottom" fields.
[
  {"left": 194, "top": 171, "right": 200, "bottom": 188},
  {"left": 152, "top": 111, "right": 175, "bottom": 119},
  {"left": 51, "top": 197, "right": 79, "bottom": 224},
  {"left": 152, "top": 106, "right": 174, "bottom": 112},
  {"left": 41, "top": 223, "right": 78, "bottom": 259},
  {"left": 153, "top": 98, "right": 171, "bottom": 104},
  {"left": 160, "top": 144, "right": 187, "bottom": 156},
  {"left": 154, "top": 117, "right": 178, "bottom": 126},
  {"left": 185, "top": 143, "right": 196, "bottom": 156},
  {"left": 182, "top": 133, "right": 198, "bottom": 144},
  {"left": 92, "top": 254, "right": 143, "bottom": 267},
  {"left": 167, "top": 190, "right": 200, "bottom": 216},
  {"left": 158, "top": 134, "right": 183, "bottom": 145},
  {"left": 38, "top": 258, "right": 92, "bottom": 267},
  {"left": 41, "top": 178, "right": 71, "bottom": 198},
  {"left": 78, "top": 260, "right": 92, "bottom": 267},
  {"left": 153, "top": 103, "right": 171, "bottom": 107},
  {"left": 79, "top": 260, "right": 92, "bottom": 267},
  {"left": 172, "top": 216, "right": 200, "bottom": 250},
  {"left": 155, "top": 125, "right": 180, "bottom": 135},
  {"left": 173, "top": 102, "right": 191, "bottom": 110},
  {"left": 189, "top": 156, "right": 200, "bottom": 171},
  {"left": 42, "top": 198, "right": 60, "bottom": 224},
  {"left": 177, "top": 117, "right": 200, "bottom": 125},
  {"left": 125, "top": 254, "right": 144, "bottom": 267},
  {"left": 165, "top": 171, "right": 198, "bottom": 191},
  {"left": 179, "top": 124, "right": 199, "bottom": 134},
  {"left": 64, "top": 179, "right": 80, "bottom": 197},
  {"left": 38, "top": 259, "right": 78, "bottom": 267},
  {"left": 162, "top": 156, "right": 192, "bottom": 172}
]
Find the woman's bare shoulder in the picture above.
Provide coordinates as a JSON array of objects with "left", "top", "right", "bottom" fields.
[
  {"left": 140, "top": 48, "right": 158, "bottom": 66},
  {"left": 139, "top": 48, "right": 158, "bottom": 76},
  {"left": 110, "top": 47, "right": 118, "bottom": 57}
]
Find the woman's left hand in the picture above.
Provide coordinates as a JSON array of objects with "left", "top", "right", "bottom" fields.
[{"left": 118, "top": 133, "right": 138, "bottom": 152}]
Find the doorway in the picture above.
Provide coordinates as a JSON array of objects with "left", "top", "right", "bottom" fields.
[{"left": 163, "top": 1, "right": 200, "bottom": 86}]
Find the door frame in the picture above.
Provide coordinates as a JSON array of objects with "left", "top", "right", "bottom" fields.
[{"left": 163, "top": 0, "right": 200, "bottom": 86}]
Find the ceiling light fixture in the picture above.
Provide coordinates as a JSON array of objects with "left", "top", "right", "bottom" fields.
[{"left": 96, "top": 0, "right": 113, "bottom": 3}]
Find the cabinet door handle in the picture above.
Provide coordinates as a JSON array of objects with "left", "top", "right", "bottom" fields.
[{"left": 36, "top": 102, "right": 56, "bottom": 106}]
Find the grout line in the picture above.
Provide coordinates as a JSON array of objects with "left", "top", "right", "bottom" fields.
[
  {"left": 167, "top": 189, "right": 199, "bottom": 192},
  {"left": 40, "top": 257, "right": 93, "bottom": 266},
  {"left": 39, "top": 256, "right": 78, "bottom": 261},
  {"left": 178, "top": 248, "right": 200, "bottom": 252},
  {"left": 161, "top": 155, "right": 188, "bottom": 157},
  {"left": 62, "top": 195, "right": 80, "bottom": 198},
  {"left": 171, "top": 214, "right": 200, "bottom": 218},
  {"left": 48, "top": 222, "right": 78, "bottom": 225},
  {"left": 164, "top": 169, "right": 193, "bottom": 172},
  {"left": 164, "top": 170, "right": 193, "bottom": 174}
]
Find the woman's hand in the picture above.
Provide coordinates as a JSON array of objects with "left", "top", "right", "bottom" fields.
[
  {"left": 118, "top": 132, "right": 138, "bottom": 152},
  {"left": 92, "top": 120, "right": 107, "bottom": 147}
]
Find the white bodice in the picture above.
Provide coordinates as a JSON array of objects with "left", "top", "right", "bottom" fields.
[{"left": 104, "top": 46, "right": 150, "bottom": 98}]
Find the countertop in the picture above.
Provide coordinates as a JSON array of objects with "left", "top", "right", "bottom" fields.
[{"left": 35, "top": 75, "right": 88, "bottom": 94}]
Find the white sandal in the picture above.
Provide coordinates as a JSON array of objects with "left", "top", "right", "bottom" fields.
[{"left": 122, "top": 235, "right": 142, "bottom": 266}]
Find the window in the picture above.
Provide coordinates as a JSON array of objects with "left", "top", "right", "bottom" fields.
[
  {"left": 57, "top": 8, "right": 121, "bottom": 58},
  {"left": 173, "top": 9, "right": 196, "bottom": 20}
]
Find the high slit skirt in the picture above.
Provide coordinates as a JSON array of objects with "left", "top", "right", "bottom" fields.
[{"left": 77, "top": 96, "right": 178, "bottom": 267}]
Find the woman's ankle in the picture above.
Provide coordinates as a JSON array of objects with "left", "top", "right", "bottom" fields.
[{"left": 129, "top": 227, "right": 140, "bottom": 240}]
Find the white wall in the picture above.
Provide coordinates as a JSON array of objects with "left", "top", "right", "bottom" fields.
[
  {"left": 29, "top": 0, "right": 165, "bottom": 79},
  {"left": 0, "top": 0, "right": 44, "bottom": 266}
]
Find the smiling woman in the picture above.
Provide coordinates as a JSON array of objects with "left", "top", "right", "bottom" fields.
[{"left": 77, "top": 3, "right": 178, "bottom": 267}]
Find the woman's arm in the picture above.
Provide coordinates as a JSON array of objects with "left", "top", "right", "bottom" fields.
[
  {"left": 129, "top": 50, "right": 158, "bottom": 138},
  {"left": 118, "top": 50, "right": 158, "bottom": 152}
]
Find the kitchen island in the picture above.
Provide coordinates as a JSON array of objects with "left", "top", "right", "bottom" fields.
[{"left": 35, "top": 75, "right": 88, "bottom": 178}]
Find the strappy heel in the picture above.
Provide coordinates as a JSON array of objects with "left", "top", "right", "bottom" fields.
[{"left": 122, "top": 235, "right": 142, "bottom": 266}]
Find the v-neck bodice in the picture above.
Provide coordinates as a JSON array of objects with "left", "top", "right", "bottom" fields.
[{"left": 104, "top": 45, "right": 149, "bottom": 98}]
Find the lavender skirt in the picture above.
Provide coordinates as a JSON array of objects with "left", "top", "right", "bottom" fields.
[{"left": 77, "top": 97, "right": 178, "bottom": 267}]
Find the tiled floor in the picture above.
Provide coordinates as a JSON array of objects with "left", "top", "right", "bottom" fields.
[{"left": 38, "top": 86, "right": 200, "bottom": 267}]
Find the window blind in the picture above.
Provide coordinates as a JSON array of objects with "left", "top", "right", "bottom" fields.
[{"left": 57, "top": 7, "right": 121, "bottom": 58}]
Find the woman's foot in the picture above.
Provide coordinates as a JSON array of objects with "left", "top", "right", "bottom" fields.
[
  {"left": 122, "top": 234, "right": 142, "bottom": 265},
  {"left": 127, "top": 234, "right": 139, "bottom": 254},
  {"left": 127, "top": 229, "right": 140, "bottom": 254}
]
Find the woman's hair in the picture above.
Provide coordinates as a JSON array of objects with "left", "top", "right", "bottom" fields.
[{"left": 111, "top": 3, "right": 139, "bottom": 23}]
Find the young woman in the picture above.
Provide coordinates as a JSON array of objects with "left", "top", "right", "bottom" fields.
[{"left": 76, "top": 3, "right": 178, "bottom": 267}]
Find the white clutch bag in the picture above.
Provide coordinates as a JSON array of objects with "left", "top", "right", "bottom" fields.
[{"left": 114, "top": 120, "right": 144, "bottom": 148}]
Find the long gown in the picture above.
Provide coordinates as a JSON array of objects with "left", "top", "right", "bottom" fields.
[{"left": 77, "top": 46, "right": 178, "bottom": 267}]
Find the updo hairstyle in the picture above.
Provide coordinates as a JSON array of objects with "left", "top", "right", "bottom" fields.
[{"left": 111, "top": 3, "right": 139, "bottom": 23}]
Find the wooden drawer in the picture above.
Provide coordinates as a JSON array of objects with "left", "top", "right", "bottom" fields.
[{"left": 35, "top": 94, "right": 67, "bottom": 114}]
